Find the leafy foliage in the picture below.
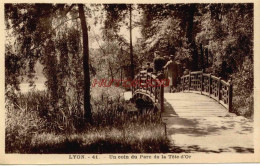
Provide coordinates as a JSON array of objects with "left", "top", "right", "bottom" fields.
[
  {"left": 138, "top": 3, "right": 253, "bottom": 117},
  {"left": 5, "top": 4, "right": 89, "bottom": 126}
]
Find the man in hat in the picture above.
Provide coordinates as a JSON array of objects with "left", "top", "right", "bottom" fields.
[{"left": 164, "top": 55, "right": 178, "bottom": 93}]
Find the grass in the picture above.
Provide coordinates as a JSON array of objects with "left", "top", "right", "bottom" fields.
[
  {"left": 29, "top": 124, "right": 168, "bottom": 153},
  {"left": 5, "top": 86, "right": 170, "bottom": 153}
]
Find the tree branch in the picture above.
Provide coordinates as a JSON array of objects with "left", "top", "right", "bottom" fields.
[
  {"left": 91, "top": 28, "right": 107, "bottom": 56},
  {"left": 5, "top": 5, "right": 64, "bottom": 30},
  {"left": 28, "top": 16, "right": 79, "bottom": 52}
]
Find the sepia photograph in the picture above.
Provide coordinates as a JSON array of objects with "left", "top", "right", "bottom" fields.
[{"left": 2, "top": 1, "right": 259, "bottom": 163}]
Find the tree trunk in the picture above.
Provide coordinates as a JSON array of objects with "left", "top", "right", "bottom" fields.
[
  {"left": 129, "top": 5, "right": 134, "bottom": 80},
  {"left": 120, "top": 68, "right": 123, "bottom": 85},
  {"left": 205, "top": 48, "right": 209, "bottom": 67},
  {"left": 108, "top": 61, "right": 114, "bottom": 80},
  {"left": 186, "top": 5, "right": 195, "bottom": 43},
  {"left": 200, "top": 43, "right": 204, "bottom": 70},
  {"left": 120, "top": 46, "right": 123, "bottom": 85},
  {"left": 186, "top": 4, "right": 198, "bottom": 71},
  {"left": 78, "top": 4, "right": 92, "bottom": 123}
]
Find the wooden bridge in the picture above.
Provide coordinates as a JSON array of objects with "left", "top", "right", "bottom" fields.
[
  {"left": 132, "top": 70, "right": 233, "bottom": 117},
  {"left": 131, "top": 70, "right": 253, "bottom": 153}
]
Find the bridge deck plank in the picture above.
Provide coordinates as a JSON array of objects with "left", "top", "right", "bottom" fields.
[{"left": 163, "top": 92, "right": 229, "bottom": 117}]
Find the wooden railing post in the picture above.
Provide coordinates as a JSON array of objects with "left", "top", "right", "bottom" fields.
[
  {"left": 132, "top": 74, "right": 137, "bottom": 94},
  {"left": 139, "top": 73, "right": 142, "bottom": 90},
  {"left": 181, "top": 77, "right": 184, "bottom": 92},
  {"left": 154, "top": 79, "right": 157, "bottom": 102},
  {"left": 228, "top": 79, "right": 233, "bottom": 112},
  {"left": 182, "top": 77, "right": 184, "bottom": 92},
  {"left": 131, "top": 78, "right": 134, "bottom": 95},
  {"left": 183, "top": 77, "right": 185, "bottom": 92},
  {"left": 188, "top": 71, "right": 191, "bottom": 91},
  {"left": 201, "top": 70, "right": 203, "bottom": 94},
  {"left": 150, "top": 77, "right": 152, "bottom": 96},
  {"left": 160, "top": 84, "right": 164, "bottom": 112},
  {"left": 218, "top": 77, "right": 221, "bottom": 103},
  {"left": 146, "top": 72, "right": 148, "bottom": 94},
  {"left": 209, "top": 74, "right": 212, "bottom": 97}
]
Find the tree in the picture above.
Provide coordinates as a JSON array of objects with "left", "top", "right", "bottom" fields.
[
  {"left": 78, "top": 4, "right": 92, "bottom": 123},
  {"left": 129, "top": 5, "right": 134, "bottom": 80},
  {"left": 138, "top": 4, "right": 193, "bottom": 70},
  {"left": 103, "top": 4, "right": 136, "bottom": 80},
  {"left": 5, "top": 4, "right": 94, "bottom": 129},
  {"left": 138, "top": 3, "right": 253, "bottom": 117}
]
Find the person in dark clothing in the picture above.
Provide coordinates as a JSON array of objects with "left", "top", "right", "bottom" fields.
[
  {"left": 163, "top": 56, "right": 169, "bottom": 65},
  {"left": 146, "top": 62, "right": 153, "bottom": 73},
  {"left": 153, "top": 51, "right": 165, "bottom": 73},
  {"left": 163, "top": 56, "right": 169, "bottom": 78}
]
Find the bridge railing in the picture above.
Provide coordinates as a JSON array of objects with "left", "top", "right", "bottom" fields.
[
  {"left": 180, "top": 70, "right": 233, "bottom": 112},
  {"left": 132, "top": 70, "right": 164, "bottom": 112}
]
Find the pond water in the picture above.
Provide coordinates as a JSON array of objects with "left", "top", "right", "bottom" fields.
[{"left": 20, "top": 83, "right": 46, "bottom": 93}]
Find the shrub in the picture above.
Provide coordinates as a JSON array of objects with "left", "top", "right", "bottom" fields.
[
  {"left": 5, "top": 86, "right": 170, "bottom": 153},
  {"left": 5, "top": 102, "right": 47, "bottom": 153},
  {"left": 232, "top": 57, "right": 253, "bottom": 118}
]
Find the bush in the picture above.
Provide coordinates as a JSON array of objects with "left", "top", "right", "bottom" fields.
[
  {"left": 5, "top": 86, "right": 170, "bottom": 153},
  {"left": 232, "top": 57, "right": 253, "bottom": 118},
  {"left": 5, "top": 101, "right": 47, "bottom": 153}
]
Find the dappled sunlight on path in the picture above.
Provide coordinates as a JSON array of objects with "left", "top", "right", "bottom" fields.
[
  {"left": 162, "top": 93, "right": 253, "bottom": 153},
  {"left": 163, "top": 115, "right": 253, "bottom": 153}
]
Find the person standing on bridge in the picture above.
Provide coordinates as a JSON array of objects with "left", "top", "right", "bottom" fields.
[
  {"left": 163, "top": 55, "right": 169, "bottom": 79},
  {"left": 153, "top": 51, "right": 166, "bottom": 73},
  {"left": 146, "top": 62, "right": 153, "bottom": 73},
  {"left": 183, "top": 68, "right": 189, "bottom": 75},
  {"left": 164, "top": 55, "right": 178, "bottom": 93}
]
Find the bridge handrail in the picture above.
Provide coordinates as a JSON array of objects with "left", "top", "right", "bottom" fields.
[
  {"left": 132, "top": 70, "right": 164, "bottom": 112},
  {"left": 179, "top": 70, "right": 233, "bottom": 112}
]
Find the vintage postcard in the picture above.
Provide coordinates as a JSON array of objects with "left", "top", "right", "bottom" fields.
[{"left": 0, "top": 0, "right": 260, "bottom": 164}]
